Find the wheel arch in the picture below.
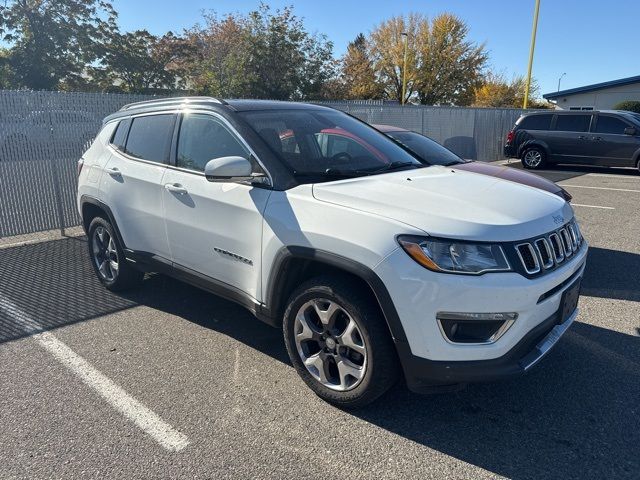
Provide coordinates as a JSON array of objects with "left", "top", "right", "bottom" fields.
[
  {"left": 264, "top": 246, "right": 408, "bottom": 343},
  {"left": 518, "top": 140, "right": 550, "bottom": 159},
  {"left": 80, "top": 196, "right": 127, "bottom": 249}
]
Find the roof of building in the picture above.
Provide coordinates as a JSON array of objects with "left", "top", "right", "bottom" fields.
[{"left": 543, "top": 75, "right": 640, "bottom": 100}]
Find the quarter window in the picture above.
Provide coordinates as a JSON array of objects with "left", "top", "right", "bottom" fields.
[
  {"left": 124, "top": 114, "right": 175, "bottom": 163},
  {"left": 176, "top": 114, "right": 249, "bottom": 172},
  {"left": 594, "top": 116, "right": 629, "bottom": 135},
  {"left": 518, "top": 114, "right": 552, "bottom": 130},
  {"left": 111, "top": 118, "right": 131, "bottom": 150},
  {"left": 555, "top": 114, "right": 591, "bottom": 132}
]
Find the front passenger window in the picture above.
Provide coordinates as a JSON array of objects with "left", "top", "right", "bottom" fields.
[{"left": 177, "top": 114, "right": 249, "bottom": 172}]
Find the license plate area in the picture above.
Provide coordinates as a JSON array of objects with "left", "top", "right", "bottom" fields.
[{"left": 559, "top": 276, "right": 581, "bottom": 324}]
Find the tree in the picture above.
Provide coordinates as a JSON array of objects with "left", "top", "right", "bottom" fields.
[
  {"left": 0, "top": 48, "right": 16, "bottom": 89},
  {"left": 94, "top": 30, "right": 191, "bottom": 93},
  {"left": 0, "top": 0, "right": 117, "bottom": 90},
  {"left": 613, "top": 100, "right": 640, "bottom": 113},
  {"left": 474, "top": 72, "right": 535, "bottom": 108},
  {"left": 341, "top": 33, "right": 383, "bottom": 99},
  {"left": 368, "top": 13, "right": 487, "bottom": 105}
]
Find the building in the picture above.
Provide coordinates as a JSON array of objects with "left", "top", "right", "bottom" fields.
[{"left": 543, "top": 75, "right": 640, "bottom": 110}]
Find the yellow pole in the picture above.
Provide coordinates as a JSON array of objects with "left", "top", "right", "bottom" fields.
[
  {"left": 401, "top": 32, "right": 408, "bottom": 105},
  {"left": 523, "top": 0, "right": 540, "bottom": 109}
]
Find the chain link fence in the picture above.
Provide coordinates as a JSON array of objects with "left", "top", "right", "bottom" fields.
[{"left": 0, "top": 90, "right": 524, "bottom": 238}]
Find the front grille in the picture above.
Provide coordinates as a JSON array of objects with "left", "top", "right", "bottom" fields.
[{"left": 514, "top": 220, "right": 583, "bottom": 275}]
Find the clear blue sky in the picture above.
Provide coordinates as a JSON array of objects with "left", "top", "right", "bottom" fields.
[{"left": 113, "top": 0, "right": 638, "bottom": 97}]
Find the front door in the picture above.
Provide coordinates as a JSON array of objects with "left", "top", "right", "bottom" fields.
[
  {"left": 589, "top": 114, "right": 640, "bottom": 167},
  {"left": 548, "top": 113, "right": 594, "bottom": 164},
  {"left": 161, "top": 112, "right": 271, "bottom": 301}
]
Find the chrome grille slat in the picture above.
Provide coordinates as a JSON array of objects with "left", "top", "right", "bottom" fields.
[{"left": 514, "top": 221, "right": 584, "bottom": 275}]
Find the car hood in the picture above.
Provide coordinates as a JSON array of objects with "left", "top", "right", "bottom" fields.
[
  {"left": 312, "top": 166, "right": 573, "bottom": 242},
  {"left": 454, "top": 161, "right": 568, "bottom": 199}
]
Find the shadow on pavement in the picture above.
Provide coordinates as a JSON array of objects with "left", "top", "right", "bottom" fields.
[
  {"left": 582, "top": 246, "right": 640, "bottom": 302},
  {"left": 1, "top": 237, "right": 638, "bottom": 478},
  {"left": 499, "top": 160, "right": 638, "bottom": 183}
]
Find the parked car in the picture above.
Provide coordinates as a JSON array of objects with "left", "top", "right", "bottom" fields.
[
  {"left": 504, "top": 110, "right": 640, "bottom": 171},
  {"left": 78, "top": 97, "right": 588, "bottom": 407},
  {"left": 374, "top": 124, "right": 572, "bottom": 201}
]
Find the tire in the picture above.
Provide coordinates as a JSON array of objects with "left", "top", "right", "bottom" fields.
[
  {"left": 283, "top": 274, "right": 399, "bottom": 408},
  {"left": 87, "top": 216, "right": 143, "bottom": 291},
  {"left": 521, "top": 146, "right": 546, "bottom": 170}
]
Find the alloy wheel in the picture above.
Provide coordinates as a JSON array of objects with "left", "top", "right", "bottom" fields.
[
  {"left": 294, "top": 298, "right": 367, "bottom": 391},
  {"left": 92, "top": 226, "right": 119, "bottom": 282},
  {"left": 523, "top": 149, "right": 542, "bottom": 168}
]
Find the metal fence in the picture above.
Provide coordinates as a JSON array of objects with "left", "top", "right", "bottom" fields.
[{"left": 0, "top": 90, "right": 524, "bottom": 238}]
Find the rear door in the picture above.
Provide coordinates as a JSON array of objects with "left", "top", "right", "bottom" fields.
[
  {"left": 100, "top": 113, "right": 175, "bottom": 259},
  {"left": 548, "top": 113, "right": 594, "bottom": 163},
  {"left": 589, "top": 114, "right": 640, "bottom": 166}
]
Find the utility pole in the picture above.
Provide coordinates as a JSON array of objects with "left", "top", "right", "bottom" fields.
[
  {"left": 401, "top": 32, "right": 408, "bottom": 105},
  {"left": 523, "top": 0, "right": 540, "bottom": 109}
]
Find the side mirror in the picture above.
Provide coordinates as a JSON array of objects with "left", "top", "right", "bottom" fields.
[
  {"left": 204, "top": 156, "right": 257, "bottom": 183},
  {"left": 624, "top": 126, "right": 637, "bottom": 136}
]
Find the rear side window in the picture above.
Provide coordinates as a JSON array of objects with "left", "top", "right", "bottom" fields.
[
  {"left": 594, "top": 116, "right": 629, "bottom": 134},
  {"left": 555, "top": 114, "right": 591, "bottom": 132},
  {"left": 124, "top": 114, "right": 175, "bottom": 163},
  {"left": 518, "top": 114, "right": 552, "bottom": 130},
  {"left": 110, "top": 118, "right": 131, "bottom": 150}
]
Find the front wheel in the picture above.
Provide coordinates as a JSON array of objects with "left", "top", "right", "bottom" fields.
[
  {"left": 521, "top": 147, "right": 546, "bottom": 169},
  {"left": 283, "top": 275, "right": 399, "bottom": 408},
  {"left": 87, "top": 216, "right": 143, "bottom": 291}
]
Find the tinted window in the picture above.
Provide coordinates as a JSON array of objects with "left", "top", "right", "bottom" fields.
[
  {"left": 177, "top": 114, "right": 249, "bottom": 172},
  {"left": 111, "top": 118, "right": 131, "bottom": 150},
  {"left": 555, "top": 114, "right": 591, "bottom": 132},
  {"left": 239, "top": 109, "right": 421, "bottom": 177},
  {"left": 124, "top": 114, "right": 175, "bottom": 162},
  {"left": 386, "top": 131, "right": 462, "bottom": 166},
  {"left": 518, "top": 114, "right": 552, "bottom": 130},
  {"left": 594, "top": 116, "right": 629, "bottom": 134}
]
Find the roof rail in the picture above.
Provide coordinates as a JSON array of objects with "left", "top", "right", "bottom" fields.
[{"left": 119, "top": 96, "right": 227, "bottom": 111}]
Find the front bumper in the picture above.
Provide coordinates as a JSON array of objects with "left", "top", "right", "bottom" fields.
[{"left": 374, "top": 240, "right": 588, "bottom": 392}]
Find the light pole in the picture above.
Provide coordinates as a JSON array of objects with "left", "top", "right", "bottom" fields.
[
  {"left": 523, "top": 0, "right": 540, "bottom": 109},
  {"left": 401, "top": 32, "right": 408, "bottom": 105},
  {"left": 557, "top": 72, "right": 566, "bottom": 92}
]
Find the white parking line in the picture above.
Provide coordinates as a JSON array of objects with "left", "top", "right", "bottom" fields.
[
  {"left": 0, "top": 293, "right": 190, "bottom": 452},
  {"left": 571, "top": 203, "right": 615, "bottom": 210},
  {"left": 559, "top": 184, "right": 640, "bottom": 193}
]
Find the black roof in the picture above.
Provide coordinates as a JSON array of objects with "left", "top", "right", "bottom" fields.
[
  {"left": 225, "top": 99, "right": 329, "bottom": 111},
  {"left": 543, "top": 75, "right": 640, "bottom": 100}
]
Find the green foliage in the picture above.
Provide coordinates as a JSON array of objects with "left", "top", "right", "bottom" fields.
[
  {"left": 613, "top": 100, "right": 640, "bottom": 113},
  {"left": 0, "top": 0, "right": 117, "bottom": 90},
  {"left": 93, "top": 30, "right": 192, "bottom": 93}
]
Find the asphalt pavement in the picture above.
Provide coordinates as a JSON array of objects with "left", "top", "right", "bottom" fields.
[{"left": 0, "top": 162, "right": 639, "bottom": 479}]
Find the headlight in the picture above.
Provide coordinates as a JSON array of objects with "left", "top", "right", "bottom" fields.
[{"left": 397, "top": 236, "right": 511, "bottom": 274}]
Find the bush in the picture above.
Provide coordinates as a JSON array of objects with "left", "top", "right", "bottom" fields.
[{"left": 613, "top": 100, "right": 640, "bottom": 113}]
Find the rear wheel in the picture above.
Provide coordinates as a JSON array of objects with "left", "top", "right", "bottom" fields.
[
  {"left": 521, "top": 147, "right": 546, "bottom": 169},
  {"left": 88, "top": 216, "right": 143, "bottom": 291},
  {"left": 283, "top": 275, "right": 399, "bottom": 408}
]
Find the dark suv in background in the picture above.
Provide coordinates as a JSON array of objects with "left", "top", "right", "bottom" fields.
[{"left": 504, "top": 110, "right": 640, "bottom": 171}]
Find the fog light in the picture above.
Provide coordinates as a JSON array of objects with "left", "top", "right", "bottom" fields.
[{"left": 436, "top": 312, "right": 518, "bottom": 344}]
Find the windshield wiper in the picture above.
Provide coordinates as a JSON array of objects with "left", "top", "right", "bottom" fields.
[
  {"left": 366, "top": 161, "right": 419, "bottom": 174},
  {"left": 293, "top": 161, "right": 419, "bottom": 179}
]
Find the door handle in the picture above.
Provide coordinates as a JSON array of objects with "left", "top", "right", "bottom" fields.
[
  {"left": 164, "top": 183, "right": 188, "bottom": 195},
  {"left": 591, "top": 136, "right": 603, "bottom": 141},
  {"left": 105, "top": 166, "right": 121, "bottom": 176},
  {"left": 578, "top": 135, "right": 588, "bottom": 140}
]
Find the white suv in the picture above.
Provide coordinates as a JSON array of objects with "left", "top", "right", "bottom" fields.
[{"left": 77, "top": 97, "right": 588, "bottom": 407}]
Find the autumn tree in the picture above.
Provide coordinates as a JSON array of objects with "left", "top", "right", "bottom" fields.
[
  {"left": 474, "top": 72, "right": 547, "bottom": 108},
  {"left": 341, "top": 33, "right": 383, "bottom": 99},
  {"left": 0, "top": 0, "right": 117, "bottom": 90},
  {"left": 369, "top": 13, "right": 487, "bottom": 105}
]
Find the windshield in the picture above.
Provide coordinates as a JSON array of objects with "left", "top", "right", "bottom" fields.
[
  {"left": 385, "top": 131, "right": 463, "bottom": 166},
  {"left": 239, "top": 109, "right": 423, "bottom": 179}
]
